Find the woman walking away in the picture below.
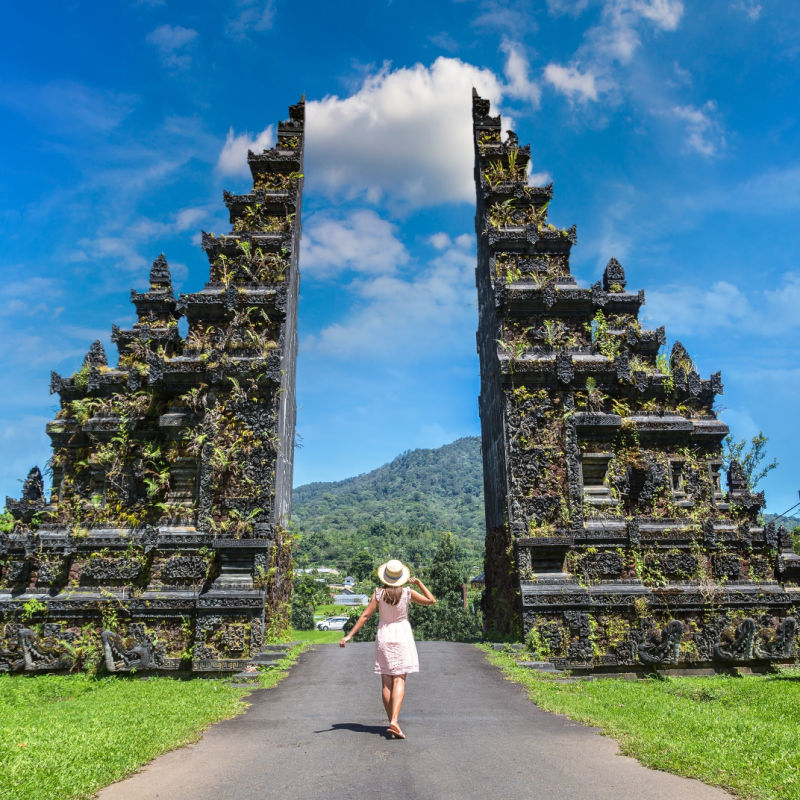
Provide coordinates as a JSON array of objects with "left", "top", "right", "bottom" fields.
[{"left": 340, "top": 559, "right": 436, "bottom": 739}]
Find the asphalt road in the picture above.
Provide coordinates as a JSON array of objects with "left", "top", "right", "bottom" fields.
[{"left": 98, "top": 642, "right": 732, "bottom": 800}]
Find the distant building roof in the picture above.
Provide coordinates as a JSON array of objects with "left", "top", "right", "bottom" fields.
[
  {"left": 470, "top": 572, "right": 485, "bottom": 585},
  {"left": 333, "top": 594, "right": 369, "bottom": 605}
]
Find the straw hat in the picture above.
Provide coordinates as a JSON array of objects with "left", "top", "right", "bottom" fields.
[{"left": 377, "top": 559, "right": 410, "bottom": 587}]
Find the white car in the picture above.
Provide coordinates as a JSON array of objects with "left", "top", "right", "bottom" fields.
[{"left": 316, "top": 616, "right": 349, "bottom": 631}]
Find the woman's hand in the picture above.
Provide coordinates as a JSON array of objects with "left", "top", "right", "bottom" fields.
[
  {"left": 339, "top": 635, "right": 350, "bottom": 648},
  {"left": 409, "top": 576, "right": 421, "bottom": 587}
]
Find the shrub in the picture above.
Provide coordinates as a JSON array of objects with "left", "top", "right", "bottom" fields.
[{"left": 290, "top": 602, "right": 314, "bottom": 631}]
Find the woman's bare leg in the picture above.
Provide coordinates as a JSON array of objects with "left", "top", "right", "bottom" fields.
[
  {"left": 388, "top": 675, "right": 406, "bottom": 728},
  {"left": 380, "top": 675, "right": 393, "bottom": 721}
]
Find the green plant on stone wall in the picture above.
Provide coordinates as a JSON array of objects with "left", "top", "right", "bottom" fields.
[
  {"left": 20, "top": 597, "right": 47, "bottom": 623},
  {"left": 656, "top": 349, "right": 675, "bottom": 394},
  {"left": 588, "top": 310, "right": 621, "bottom": 360}
]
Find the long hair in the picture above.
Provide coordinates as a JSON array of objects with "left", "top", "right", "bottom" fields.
[{"left": 380, "top": 585, "right": 403, "bottom": 605}]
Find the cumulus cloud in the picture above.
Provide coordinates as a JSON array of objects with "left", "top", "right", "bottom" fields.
[
  {"left": 303, "top": 234, "right": 476, "bottom": 361},
  {"left": 304, "top": 57, "right": 507, "bottom": 208},
  {"left": 216, "top": 125, "right": 275, "bottom": 176},
  {"left": 543, "top": 63, "right": 599, "bottom": 102},
  {"left": 643, "top": 273, "right": 800, "bottom": 337},
  {"left": 501, "top": 40, "right": 541, "bottom": 106},
  {"left": 673, "top": 101, "right": 725, "bottom": 156},
  {"left": 301, "top": 210, "right": 410, "bottom": 277},
  {"left": 145, "top": 24, "right": 198, "bottom": 69}
]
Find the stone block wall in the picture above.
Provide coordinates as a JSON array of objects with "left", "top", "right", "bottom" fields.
[
  {"left": 472, "top": 90, "right": 799, "bottom": 668},
  {"left": 0, "top": 99, "right": 305, "bottom": 673}
]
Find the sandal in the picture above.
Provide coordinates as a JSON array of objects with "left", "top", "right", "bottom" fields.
[{"left": 387, "top": 724, "right": 405, "bottom": 739}]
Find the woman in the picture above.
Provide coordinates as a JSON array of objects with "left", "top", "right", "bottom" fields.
[{"left": 340, "top": 559, "right": 436, "bottom": 739}]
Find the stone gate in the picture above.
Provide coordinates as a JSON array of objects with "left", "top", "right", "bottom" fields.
[
  {"left": 1, "top": 99, "right": 304, "bottom": 673},
  {"left": 472, "top": 90, "right": 799, "bottom": 670}
]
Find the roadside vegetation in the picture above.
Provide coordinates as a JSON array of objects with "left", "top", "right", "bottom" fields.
[
  {"left": 483, "top": 646, "right": 800, "bottom": 800},
  {"left": 0, "top": 645, "right": 303, "bottom": 800}
]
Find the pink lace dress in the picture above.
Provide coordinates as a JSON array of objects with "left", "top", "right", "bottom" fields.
[{"left": 373, "top": 587, "right": 419, "bottom": 675}]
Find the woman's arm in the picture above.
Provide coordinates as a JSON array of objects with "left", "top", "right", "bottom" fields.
[
  {"left": 408, "top": 577, "right": 436, "bottom": 606},
  {"left": 339, "top": 592, "right": 378, "bottom": 646}
]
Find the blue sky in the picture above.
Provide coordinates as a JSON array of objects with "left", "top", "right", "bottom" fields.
[{"left": 1, "top": 0, "right": 799, "bottom": 513}]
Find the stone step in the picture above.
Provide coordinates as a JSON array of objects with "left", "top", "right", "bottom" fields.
[
  {"left": 259, "top": 642, "right": 300, "bottom": 653},
  {"left": 229, "top": 671, "right": 261, "bottom": 686},
  {"left": 491, "top": 643, "right": 524, "bottom": 651},
  {"left": 251, "top": 653, "right": 285, "bottom": 666},
  {"left": 516, "top": 660, "right": 562, "bottom": 673}
]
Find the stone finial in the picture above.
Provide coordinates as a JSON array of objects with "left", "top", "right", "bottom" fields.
[
  {"left": 288, "top": 97, "right": 305, "bottom": 123},
  {"left": 602, "top": 258, "right": 627, "bottom": 291},
  {"left": 670, "top": 341, "right": 691, "bottom": 372},
  {"left": 6, "top": 466, "right": 45, "bottom": 523},
  {"left": 149, "top": 254, "right": 172, "bottom": 291},
  {"left": 83, "top": 340, "right": 107, "bottom": 367},
  {"left": 727, "top": 460, "right": 748, "bottom": 493},
  {"left": 472, "top": 88, "right": 491, "bottom": 120},
  {"left": 20, "top": 466, "right": 44, "bottom": 502}
]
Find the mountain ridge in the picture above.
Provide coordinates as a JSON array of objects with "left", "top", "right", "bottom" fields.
[{"left": 291, "top": 436, "right": 485, "bottom": 570}]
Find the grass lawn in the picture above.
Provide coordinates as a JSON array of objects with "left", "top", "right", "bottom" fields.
[
  {"left": 0, "top": 646, "right": 303, "bottom": 800},
  {"left": 482, "top": 646, "right": 800, "bottom": 800},
  {"left": 289, "top": 627, "right": 344, "bottom": 644}
]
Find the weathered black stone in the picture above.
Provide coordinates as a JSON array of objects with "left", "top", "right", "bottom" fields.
[
  {"left": 472, "top": 91, "right": 795, "bottom": 668},
  {"left": 1, "top": 98, "right": 305, "bottom": 672}
]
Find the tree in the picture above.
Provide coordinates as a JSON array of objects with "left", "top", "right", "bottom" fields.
[
  {"left": 349, "top": 550, "right": 374, "bottom": 581},
  {"left": 410, "top": 532, "right": 481, "bottom": 642},
  {"left": 722, "top": 431, "right": 778, "bottom": 490},
  {"left": 426, "top": 532, "right": 464, "bottom": 599},
  {"left": 292, "top": 573, "right": 330, "bottom": 607}
]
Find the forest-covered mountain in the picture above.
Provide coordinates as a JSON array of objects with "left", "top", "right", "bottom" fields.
[{"left": 291, "top": 437, "right": 485, "bottom": 573}]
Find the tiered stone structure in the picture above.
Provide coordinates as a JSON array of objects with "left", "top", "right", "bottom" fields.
[
  {"left": 0, "top": 99, "right": 304, "bottom": 673},
  {"left": 472, "top": 91, "right": 798, "bottom": 670}
]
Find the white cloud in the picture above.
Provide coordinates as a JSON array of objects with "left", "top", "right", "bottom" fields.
[
  {"left": 69, "top": 236, "right": 149, "bottom": 273},
  {"left": 216, "top": 125, "right": 275, "bottom": 176},
  {"left": 472, "top": 1, "right": 539, "bottom": 34},
  {"left": 587, "top": 0, "right": 683, "bottom": 68},
  {"left": 732, "top": 0, "right": 761, "bottom": 21},
  {"left": 304, "top": 57, "right": 507, "bottom": 208},
  {"left": 429, "top": 233, "right": 451, "bottom": 251},
  {"left": 174, "top": 206, "right": 209, "bottom": 232},
  {"left": 303, "top": 234, "right": 476, "bottom": 361},
  {"left": 226, "top": 0, "right": 276, "bottom": 37},
  {"left": 546, "top": 0, "right": 591, "bottom": 16},
  {"left": 501, "top": 40, "right": 541, "bottom": 106},
  {"left": 0, "top": 80, "right": 136, "bottom": 135},
  {"left": 0, "top": 278, "right": 62, "bottom": 317},
  {"left": 643, "top": 273, "right": 800, "bottom": 337},
  {"left": 543, "top": 63, "right": 599, "bottom": 102},
  {"left": 633, "top": 0, "right": 683, "bottom": 30},
  {"left": 301, "top": 210, "right": 410, "bottom": 277},
  {"left": 672, "top": 101, "right": 725, "bottom": 156},
  {"left": 145, "top": 24, "right": 198, "bottom": 69},
  {"left": 528, "top": 169, "right": 553, "bottom": 186}
]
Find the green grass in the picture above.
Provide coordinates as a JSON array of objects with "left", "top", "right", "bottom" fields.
[
  {"left": 0, "top": 646, "right": 304, "bottom": 800},
  {"left": 481, "top": 646, "right": 800, "bottom": 800},
  {"left": 289, "top": 627, "right": 344, "bottom": 644}
]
